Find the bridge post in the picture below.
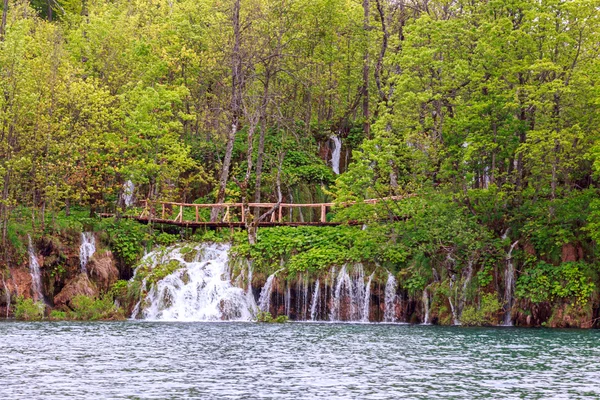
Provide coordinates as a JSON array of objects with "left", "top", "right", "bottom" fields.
[
  {"left": 320, "top": 205, "right": 326, "bottom": 222},
  {"left": 278, "top": 205, "right": 282, "bottom": 222},
  {"left": 195, "top": 205, "right": 199, "bottom": 222}
]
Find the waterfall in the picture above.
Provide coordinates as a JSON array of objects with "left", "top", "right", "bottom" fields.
[
  {"left": 258, "top": 272, "right": 278, "bottom": 313},
  {"left": 27, "top": 236, "right": 44, "bottom": 302},
  {"left": 422, "top": 288, "right": 430, "bottom": 325},
  {"left": 310, "top": 279, "right": 320, "bottom": 321},
  {"left": 136, "top": 243, "right": 256, "bottom": 321},
  {"left": 2, "top": 278, "right": 10, "bottom": 318},
  {"left": 362, "top": 273, "right": 374, "bottom": 322},
  {"left": 246, "top": 263, "right": 257, "bottom": 311},
  {"left": 329, "top": 264, "right": 372, "bottom": 322},
  {"left": 122, "top": 180, "right": 135, "bottom": 207},
  {"left": 384, "top": 272, "right": 398, "bottom": 322},
  {"left": 330, "top": 136, "right": 342, "bottom": 175},
  {"left": 79, "top": 232, "right": 96, "bottom": 273},
  {"left": 284, "top": 284, "right": 291, "bottom": 317},
  {"left": 503, "top": 240, "right": 519, "bottom": 326},
  {"left": 303, "top": 275, "right": 309, "bottom": 319},
  {"left": 330, "top": 266, "right": 353, "bottom": 321}
]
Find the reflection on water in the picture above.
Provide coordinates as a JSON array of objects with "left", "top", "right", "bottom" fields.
[{"left": 1, "top": 322, "right": 599, "bottom": 399}]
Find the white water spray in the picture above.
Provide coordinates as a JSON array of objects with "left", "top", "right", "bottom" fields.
[
  {"left": 310, "top": 279, "right": 320, "bottom": 321},
  {"left": 330, "top": 136, "right": 342, "bottom": 175},
  {"left": 2, "top": 279, "right": 9, "bottom": 318},
  {"left": 122, "top": 180, "right": 135, "bottom": 207},
  {"left": 384, "top": 272, "right": 398, "bottom": 322},
  {"left": 504, "top": 240, "right": 519, "bottom": 326},
  {"left": 422, "top": 288, "right": 430, "bottom": 325},
  {"left": 362, "top": 273, "right": 374, "bottom": 322},
  {"left": 27, "top": 235, "right": 44, "bottom": 302},
  {"left": 329, "top": 264, "right": 372, "bottom": 322},
  {"left": 79, "top": 232, "right": 96, "bottom": 273},
  {"left": 135, "top": 243, "right": 256, "bottom": 321},
  {"left": 258, "top": 272, "right": 278, "bottom": 313}
]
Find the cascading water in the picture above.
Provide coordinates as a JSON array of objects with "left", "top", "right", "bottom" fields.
[
  {"left": 79, "top": 232, "right": 96, "bottom": 273},
  {"left": 310, "top": 279, "right": 320, "bottom": 321},
  {"left": 329, "top": 264, "right": 371, "bottom": 322},
  {"left": 503, "top": 240, "right": 519, "bottom": 326},
  {"left": 422, "top": 288, "right": 430, "bottom": 325},
  {"left": 122, "top": 180, "right": 135, "bottom": 207},
  {"left": 330, "top": 136, "right": 342, "bottom": 175},
  {"left": 258, "top": 272, "right": 278, "bottom": 313},
  {"left": 384, "top": 272, "right": 398, "bottom": 323},
  {"left": 284, "top": 284, "right": 291, "bottom": 317},
  {"left": 2, "top": 279, "right": 10, "bottom": 318},
  {"left": 361, "top": 273, "right": 374, "bottom": 322},
  {"left": 27, "top": 235, "right": 44, "bottom": 302},
  {"left": 135, "top": 243, "right": 256, "bottom": 321}
]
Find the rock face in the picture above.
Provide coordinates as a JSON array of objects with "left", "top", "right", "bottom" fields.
[
  {"left": 6, "top": 267, "right": 34, "bottom": 300},
  {"left": 54, "top": 274, "right": 98, "bottom": 308},
  {"left": 561, "top": 243, "right": 583, "bottom": 263},
  {"left": 88, "top": 251, "right": 119, "bottom": 293}
]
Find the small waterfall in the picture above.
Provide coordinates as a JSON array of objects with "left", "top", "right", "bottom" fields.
[
  {"left": 310, "top": 279, "right": 320, "bottom": 321},
  {"left": 258, "top": 272, "right": 278, "bottom": 313},
  {"left": 284, "top": 284, "right": 291, "bottom": 317},
  {"left": 246, "top": 263, "right": 257, "bottom": 311},
  {"left": 79, "top": 232, "right": 96, "bottom": 273},
  {"left": 302, "top": 275, "right": 309, "bottom": 319},
  {"left": 330, "top": 266, "right": 353, "bottom": 321},
  {"left": 136, "top": 243, "right": 255, "bottom": 321},
  {"left": 27, "top": 236, "right": 44, "bottom": 302},
  {"left": 422, "top": 288, "right": 430, "bottom": 325},
  {"left": 122, "top": 180, "right": 135, "bottom": 207},
  {"left": 329, "top": 264, "right": 372, "bottom": 322},
  {"left": 2, "top": 279, "right": 10, "bottom": 318},
  {"left": 504, "top": 240, "right": 519, "bottom": 326},
  {"left": 362, "top": 273, "right": 374, "bottom": 322},
  {"left": 384, "top": 272, "right": 398, "bottom": 322},
  {"left": 330, "top": 136, "right": 342, "bottom": 175}
]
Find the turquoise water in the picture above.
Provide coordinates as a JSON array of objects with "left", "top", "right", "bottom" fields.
[{"left": 1, "top": 322, "right": 598, "bottom": 399}]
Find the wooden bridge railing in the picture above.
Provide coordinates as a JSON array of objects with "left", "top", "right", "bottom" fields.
[{"left": 135, "top": 195, "right": 413, "bottom": 225}]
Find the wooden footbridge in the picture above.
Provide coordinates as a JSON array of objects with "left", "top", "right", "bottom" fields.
[{"left": 100, "top": 195, "right": 413, "bottom": 228}]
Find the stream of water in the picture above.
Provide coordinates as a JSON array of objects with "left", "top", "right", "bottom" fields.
[{"left": 1, "top": 321, "right": 598, "bottom": 399}]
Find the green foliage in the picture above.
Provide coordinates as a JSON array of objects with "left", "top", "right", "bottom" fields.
[
  {"left": 460, "top": 294, "right": 502, "bottom": 327},
  {"left": 255, "top": 311, "right": 288, "bottom": 323},
  {"left": 110, "top": 280, "right": 129, "bottom": 304},
  {"left": 69, "top": 295, "right": 124, "bottom": 321},
  {"left": 154, "top": 232, "right": 179, "bottom": 247},
  {"left": 516, "top": 262, "right": 596, "bottom": 305},
  {"left": 14, "top": 297, "right": 45, "bottom": 321},
  {"left": 49, "top": 310, "right": 67, "bottom": 321},
  {"left": 103, "top": 220, "right": 146, "bottom": 267}
]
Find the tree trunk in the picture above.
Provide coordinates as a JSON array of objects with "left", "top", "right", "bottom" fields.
[
  {"left": 211, "top": 0, "right": 242, "bottom": 222},
  {"left": 362, "top": 0, "right": 370, "bottom": 137},
  {"left": 1, "top": 0, "right": 8, "bottom": 41}
]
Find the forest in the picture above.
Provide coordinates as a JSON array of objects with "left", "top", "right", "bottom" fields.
[{"left": 1, "top": 0, "right": 600, "bottom": 326}]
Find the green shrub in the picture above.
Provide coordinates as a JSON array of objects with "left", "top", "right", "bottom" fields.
[
  {"left": 516, "top": 261, "right": 595, "bottom": 305},
  {"left": 110, "top": 280, "right": 129, "bottom": 304},
  {"left": 70, "top": 295, "right": 124, "bottom": 320},
  {"left": 155, "top": 232, "right": 178, "bottom": 246},
  {"left": 460, "top": 293, "right": 502, "bottom": 326},
  {"left": 49, "top": 310, "right": 67, "bottom": 320},
  {"left": 255, "top": 311, "right": 288, "bottom": 323},
  {"left": 14, "top": 297, "right": 45, "bottom": 321}
]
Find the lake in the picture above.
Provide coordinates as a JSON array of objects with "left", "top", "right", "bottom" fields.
[{"left": 1, "top": 321, "right": 599, "bottom": 399}]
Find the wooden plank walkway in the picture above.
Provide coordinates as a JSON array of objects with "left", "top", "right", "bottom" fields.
[{"left": 99, "top": 195, "right": 414, "bottom": 228}]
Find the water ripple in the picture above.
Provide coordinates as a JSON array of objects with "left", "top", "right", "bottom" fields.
[{"left": 1, "top": 321, "right": 599, "bottom": 399}]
